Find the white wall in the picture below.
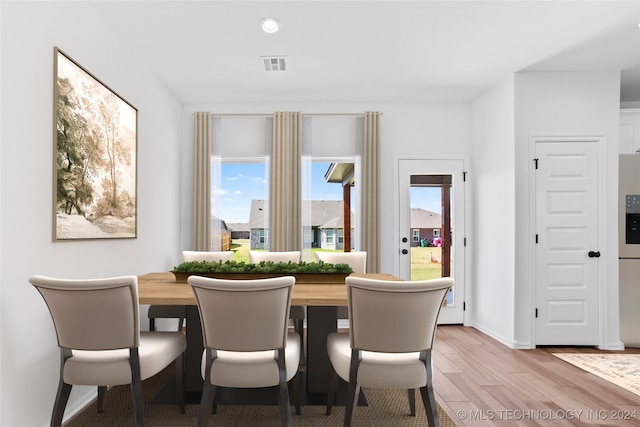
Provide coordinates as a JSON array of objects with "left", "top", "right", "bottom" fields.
[
  {"left": 180, "top": 102, "right": 472, "bottom": 276},
  {"left": 513, "top": 71, "right": 622, "bottom": 349},
  {"left": 0, "top": 2, "right": 183, "bottom": 426},
  {"left": 470, "top": 78, "right": 517, "bottom": 346}
]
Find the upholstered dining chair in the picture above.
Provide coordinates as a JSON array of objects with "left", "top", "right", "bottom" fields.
[
  {"left": 183, "top": 250, "right": 234, "bottom": 263},
  {"left": 314, "top": 251, "right": 367, "bottom": 320},
  {"left": 29, "top": 275, "right": 186, "bottom": 427},
  {"left": 148, "top": 250, "right": 235, "bottom": 331},
  {"left": 188, "top": 275, "right": 301, "bottom": 427},
  {"left": 248, "top": 250, "right": 301, "bottom": 264},
  {"left": 326, "top": 276, "right": 453, "bottom": 427},
  {"left": 249, "top": 250, "right": 305, "bottom": 364},
  {"left": 314, "top": 251, "right": 367, "bottom": 274}
]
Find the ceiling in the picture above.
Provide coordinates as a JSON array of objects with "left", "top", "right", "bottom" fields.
[{"left": 93, "top": 0, "right": 640, "bottom": 105}]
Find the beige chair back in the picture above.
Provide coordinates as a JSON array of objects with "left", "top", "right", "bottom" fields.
[
  {"left": 346, "top": 276, "right": 452, "bottom": 353},
  {"left": 29, "top": 275, "right": 139, "bottom": 350},
  {"left": 249, "top": 251, "right": 301, "bottom": 263},
  {"left": 183, "top": 251, "right": 234, "bottom": 262},
  {"left": 188, "top": 275, "right": 295, "bottom": 352},
  {"left": 314, "top": 251, "right": 367, "bottom": 273}
]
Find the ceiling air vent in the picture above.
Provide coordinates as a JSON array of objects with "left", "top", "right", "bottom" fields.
[{"left": 262, "top": 56, "right": 287, "bottom": 71}]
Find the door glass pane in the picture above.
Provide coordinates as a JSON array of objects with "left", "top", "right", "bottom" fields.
[{"left": 409, "top": 174, "right": 454, "bottom": 304}]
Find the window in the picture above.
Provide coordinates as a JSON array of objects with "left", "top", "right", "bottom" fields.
[
  {"left": 215, "top": 161, "right": 268, "bottom": 260},
  {"left": 433, "top": 229, "right": 440, "bottom": 237},
  {"left": 207, "top": 115, "right": 364, "bottom": 260},
  {"left": 326, "top": 230, "right": 334, "bottom": 244},
  {"left": 306, "top": 160, "right": 358, "bottom": 255},
  {"left": 412, "top": 229, "right": 420, "bottom": 242}
]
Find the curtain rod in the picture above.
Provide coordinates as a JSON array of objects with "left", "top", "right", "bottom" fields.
[{"left": 198, "top": 112, "right": 381, "bottom": 117}]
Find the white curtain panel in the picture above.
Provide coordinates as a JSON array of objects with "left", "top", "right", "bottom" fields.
[
  {"left": 270, "top": 112, "right": 302, "bottom": 252},
  {"left": 193, "top": 112, "right": 212, "bottom": 251},
  {"left": 362, "top": 112, "right": 380, "bottom": 273}
]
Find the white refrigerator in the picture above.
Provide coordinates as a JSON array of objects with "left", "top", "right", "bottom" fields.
[{"left": 618, "top": 154, "right": 640, "bottom": 347}]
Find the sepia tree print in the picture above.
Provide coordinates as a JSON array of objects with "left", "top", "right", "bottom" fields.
[{"left": 54, "top": 48, "right": 137, "bottom": 240}]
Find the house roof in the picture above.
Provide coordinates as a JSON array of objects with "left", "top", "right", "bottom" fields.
[
  {"left": 211, "top": 215, "right": 229, "bottom": 231},
  {"left": 249, "top": 199, "right": 354, "bottom": 229},
  {"left": 226, "top": 223, "right": 249, "bottom": 232},
  {"left": 411, "top": 208, "right": 442, "bottom": 229}
]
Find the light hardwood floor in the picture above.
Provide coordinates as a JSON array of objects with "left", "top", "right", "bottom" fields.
[{"left": 432, "top": 325, "right": 640, "bottom": 426}]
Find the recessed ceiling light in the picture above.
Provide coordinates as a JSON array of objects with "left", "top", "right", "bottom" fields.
[{"left": 260, "top": 17, "right": 281, "bottom": 34}]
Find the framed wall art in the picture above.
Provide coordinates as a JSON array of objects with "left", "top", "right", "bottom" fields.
[{"left": 53, "top": 47, "right": 138, "bottom": 240}]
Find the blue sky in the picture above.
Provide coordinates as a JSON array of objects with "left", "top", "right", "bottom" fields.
[{"left": 215, "top": 162, "right": 441, "bottom": 224}]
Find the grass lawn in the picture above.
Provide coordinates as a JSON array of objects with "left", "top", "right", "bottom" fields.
[
  {"left": 230, "top": 239, "right": 342, "bottom": 263},
  {"left": 230, "top": 239, "right": 251, "bottom": 262},
  {"left": 410, "top": 246, "right": 443, "bottom": 280},
  {"left": 230, "top": 239, "right": 443, "bottom": 280}
]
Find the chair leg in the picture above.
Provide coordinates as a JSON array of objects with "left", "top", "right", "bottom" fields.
[
  {"left": 276, "top": 349, "right": 293, "bottom": 427},
  {"left": 129, "top": 349, "right": 144, "bottom": 427},
  {"left": 408, "top": 388, "right": 416, "bottom": 416},
  {"left": 420, "top": 350, "right": 439, "bottom": 427},
  {"left": 277, "top": 379, "right": 293, "bottom": 426},
  {"left": 344, "top": 350, "right": 361, "bottom": 427},
  {"left": 52, "top": 350, "right": 72, "bottom": 427},
  {"left": 149, "top": 318, "right": 156, "bottom": 331},
  {"left": 326, "top": 365, "right": 338, "bottom": 415},
  {"left": 174, "top": 354, "right": 185, "bottom": 414},
  {"left": 291, "top": 372, "right": 301, "bottom": 415},
  {"left": 97, "top": 386, "right": 107, "bottom": 413},
  {"left": 344, "top": 382, "right": 360, "bottom": 427},
  {"left": 211, "top": 386, "right": 220, "bottom": 414},
  {"left": 178, "top": 316, "right": 185, "bottom": 332},
  {"left": 198, "top": 381, "right": 215, "bottom": 427},
  {"left": 294, "top": 318, "right": 305, "bottom": 367},
  {"left": 420, "top": 385, "right": 439, "bottom": 427},
  {"left": 51, "top": 381, "right": 72, "bottom": 427}
]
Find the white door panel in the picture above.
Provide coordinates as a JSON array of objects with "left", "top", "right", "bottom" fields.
[{"left": 534, "top": 140, "right": 600, "bottom": 345}]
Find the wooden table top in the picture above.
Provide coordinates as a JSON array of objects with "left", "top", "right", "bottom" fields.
[{"left": 137, "top": 272, "right": 399, "bottom": 307}]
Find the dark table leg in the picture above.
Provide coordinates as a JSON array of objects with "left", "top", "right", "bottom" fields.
[
  {"left": 185, "top": 305, "right": 204, "bottom": 398},
  {"left": 306, "top": 306, "right": 337, "bottom": 394}
]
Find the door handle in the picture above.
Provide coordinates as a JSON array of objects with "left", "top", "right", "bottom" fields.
[
  {"left": 401, "top": 249, "right": 408, "bottom": 255},
  {"left": 588, "top": 251, "right": 601, "bottom": 258}
]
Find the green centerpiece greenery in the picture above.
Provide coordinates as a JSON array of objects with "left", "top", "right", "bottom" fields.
[{"left": 171, "top": 260, "right": 353, "bottom": 283}]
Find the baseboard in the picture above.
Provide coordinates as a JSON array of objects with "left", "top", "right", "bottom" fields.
[
  {"left": 61, "top": 387, "right": 101, "bottom": 425},
  {"left": 467, "top": 322, "right": 522, "bottom": 349}
]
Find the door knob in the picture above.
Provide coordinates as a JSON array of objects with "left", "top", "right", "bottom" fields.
[
  {"left": 588, "top": 251, "right": 601, "bottom": 258},
  {"left": 402, "top": 237, "right": 408, "bottom": 243},
  {"left": 401, "top": 249, "right": 408, "bottom": 255}
]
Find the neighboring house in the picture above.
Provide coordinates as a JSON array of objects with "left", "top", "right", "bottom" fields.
[
  {"left": 227, "top": 223, "right": 250, "bottom": 240},
  {"left": 248, "top": 199, "right": 354, "bottom": 250},
  {"left": 410, "top": 208, "right": 442, "bottom": 247},
  {"left": 211, "top": 216, "right": 231, "bottom": 251}
]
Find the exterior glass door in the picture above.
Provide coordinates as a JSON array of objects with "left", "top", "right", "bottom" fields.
[{"left": 398, "top": 159, "right": 465, "bottom": 324}]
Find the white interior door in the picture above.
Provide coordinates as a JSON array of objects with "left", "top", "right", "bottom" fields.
[
  {"left": 534, "top": 139, "right": 600, "bottom": 345},
  {"left": 398, "top": 159, "right": 465, "bottom": 324}
]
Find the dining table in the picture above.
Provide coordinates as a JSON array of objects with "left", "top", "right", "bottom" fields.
[{"left": 137, "top": 271, "right": 399, "bottom": 401}]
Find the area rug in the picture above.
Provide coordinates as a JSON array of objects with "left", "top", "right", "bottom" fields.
[
  {"left": 553, "top": 353, "right": 640, "bottom": 397},
  {"left": 64, "top": 365, "right": 457, "bottom": 426}
]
